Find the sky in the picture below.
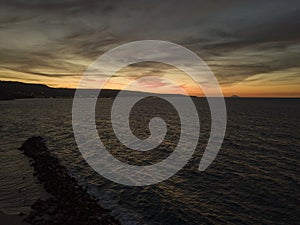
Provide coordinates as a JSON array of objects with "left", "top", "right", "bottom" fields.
[{"left": 0, "top": 0, "right": 299, "bottom": 97}]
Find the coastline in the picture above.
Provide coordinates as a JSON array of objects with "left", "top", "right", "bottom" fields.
[{"left": 18, "top": 136, "right": 120, "bottom": 225}]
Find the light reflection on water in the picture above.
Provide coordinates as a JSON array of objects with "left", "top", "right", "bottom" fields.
[{"left": 0, "top": 98, "right": 299, "bottom": 224}]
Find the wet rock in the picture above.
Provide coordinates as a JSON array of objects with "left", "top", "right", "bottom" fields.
[{"left": 19, "top": 136, "right": 120, "bottom": 225}]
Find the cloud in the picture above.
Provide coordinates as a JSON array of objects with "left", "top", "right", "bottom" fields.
[
  {"left": 0, "top": 0, "right": 299, "bottom": 95},
  {"left": 135, "top": 77, "right": 168, "bottom": 89}
]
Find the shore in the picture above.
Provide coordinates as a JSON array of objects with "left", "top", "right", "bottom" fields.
[{"left": 18, "top": 136, "right": 120, "bottom": 225}]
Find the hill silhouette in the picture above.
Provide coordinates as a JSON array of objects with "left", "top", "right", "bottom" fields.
[
  {"left": 0, "top": 81, "right": 129, "bottom": 100},
  {"left": 0, "top": 81, "right": 186, "bottom": 100}
]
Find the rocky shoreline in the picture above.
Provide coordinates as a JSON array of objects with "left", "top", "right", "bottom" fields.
[{"left": 19, "top": 136, "right": 120, "bottom": 225}]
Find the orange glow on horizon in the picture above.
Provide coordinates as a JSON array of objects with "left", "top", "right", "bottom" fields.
[{"left": 1, "top": 63, "right": 299, "bottom": 97}]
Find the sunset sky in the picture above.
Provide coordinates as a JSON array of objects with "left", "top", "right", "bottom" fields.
[{"left": 0, "top": 0, "right": 299, "bottom": 97}]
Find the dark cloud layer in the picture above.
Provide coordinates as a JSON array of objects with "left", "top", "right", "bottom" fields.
[{"left": 0, "top": 0, "right": 299, "bottom": 93}]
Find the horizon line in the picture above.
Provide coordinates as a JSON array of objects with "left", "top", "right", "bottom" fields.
[{"left": 1, "top": 80, "right": 300, "bottom": 98}]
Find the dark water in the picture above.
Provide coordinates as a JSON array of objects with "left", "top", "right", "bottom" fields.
[{"left": 0, "top": 98, "right": 299, "bottom": 224}]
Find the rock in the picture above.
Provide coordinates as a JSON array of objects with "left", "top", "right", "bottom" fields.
[{"left": 19, "top": 136, "right": 120, "bottom": 225}]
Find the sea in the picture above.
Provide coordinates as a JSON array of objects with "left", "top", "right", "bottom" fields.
[{"left": 0, "top": 98, "right": 299, "bottom": 224}]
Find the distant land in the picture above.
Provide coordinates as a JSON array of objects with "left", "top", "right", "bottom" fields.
[
  {"left": 0, "top": 81, "right": 185, "bottom": 100},
  {"left": 3, "top": 81, "right": 296, "bottom": 100},
  {"left": 0, "top": 81, "right": 74, "bottom": 100}
]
